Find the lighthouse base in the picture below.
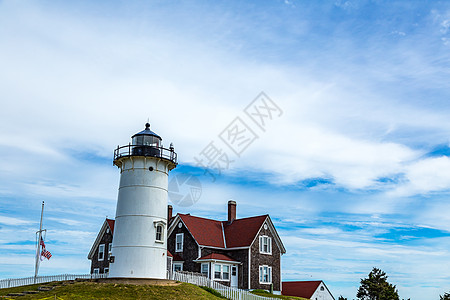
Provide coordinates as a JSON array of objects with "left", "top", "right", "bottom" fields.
[{"left": 108, "top": 247, "right": 167, "bottom": 279}]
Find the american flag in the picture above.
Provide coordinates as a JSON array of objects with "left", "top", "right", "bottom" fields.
[
  {"left": 40, "top": 236, "right": 45, "bottom": 248},
  {"left": 41, "top": 249, "right": 52, "bottom": 260}
]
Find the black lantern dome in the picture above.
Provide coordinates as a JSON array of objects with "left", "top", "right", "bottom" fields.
[{"left": 131, "top": 123, "right": 162, "bottom": 147}]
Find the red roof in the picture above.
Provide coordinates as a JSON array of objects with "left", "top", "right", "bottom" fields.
[
  {"left": 106, "top": 218, "right": 115, "bottom": 234},
  {"left": 282, "top": 281, "right": 322, "bottom": 298},
  {"left": 178, "top": 214, "right": 268, "bottom": 248},
  {"left": 223, "top": 215, "right": 267, "bottom": 248},
  {"left": 179, "top": 214, "right": 225, "bottom": 247},
  {"left": 197, "top": 253, "right": 238, "bottom": 262}
]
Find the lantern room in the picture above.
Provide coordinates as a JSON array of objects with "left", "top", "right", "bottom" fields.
[
  {"left": 132, "top": 123, "right": 162, "bottom": 147},
  {"left": 113, "top": 123, "right": 177, "bottom": 168}
]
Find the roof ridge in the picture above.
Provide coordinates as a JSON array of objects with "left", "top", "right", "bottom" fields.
[
  {"left": 179, "top": 213, "right": 222, "bottom": 223},
  {"left": 180, "top": 213, "right": 267, "bottom": 224},
  {"left": 228, "top": 214, "right": 268, "bottom": 221}
]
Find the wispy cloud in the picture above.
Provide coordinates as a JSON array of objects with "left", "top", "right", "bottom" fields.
[{"left": 0, "top": 0, "right": 449, "bottom": 298}]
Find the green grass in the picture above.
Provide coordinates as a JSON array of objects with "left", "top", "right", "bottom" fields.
[
  {"left": 250, "top": 289, "right": 309, "bottom": 300},
  {"left": 0, "top": 280, "right": 224, "bottom": 299},
  {"left": 199, "top": 286, "right": 228, "bottom": 299}
]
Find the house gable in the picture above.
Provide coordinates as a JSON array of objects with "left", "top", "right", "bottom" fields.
[
  {"left": 88, "top": 218, "right": 114, "bottom": 259},
  {"left": 249, "top": 217, "right": 282, "bottom": 291},
  {"left": 88, "top": 218, "right": 114, "bottom": 274},
  {"left": 248, "top": 215, "right": 286, "bottom": 254},
  {"left": 167, "top": 215, "right": 200, "bottom": 273}
]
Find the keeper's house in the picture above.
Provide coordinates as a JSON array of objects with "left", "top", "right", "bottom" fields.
[{"left": 88, "top": 201, "right": 286, "bottom": 293}]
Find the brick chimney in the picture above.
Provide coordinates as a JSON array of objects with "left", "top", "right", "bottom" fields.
[
  {"left": 168, "top": 205, "right": 173, "bottom": 223},
  {"left": 228, "top": 200, "right": 236, "bottom": 224}
]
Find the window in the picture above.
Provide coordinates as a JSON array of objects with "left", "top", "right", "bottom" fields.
[
  {"left": 98, "top": 244, "right": 105, "bottom": 261},
  {"left": 320, "top": 286, "right": 324, "bottom": 291},
  {"left": 222, "top": 265, "right": 230, "bottom": 280},
  {"left": 213, "top": 264, "right": 232, "bottom": 281},
  {"left": 232, "top": 266, "right": 237, "bottom": 276},
  {"left": 259, "top": 236, "right": 272, "bottom": 254},
  {"left": 173, "top": 263, "right": 183, "bottom": 272},
  {"left": 156, "top": 224, "right": 163, "bottom": 242},
  {"left": 104, "top": 268, "right": 109, "bottom": 274},
  {"left": 93, "top": 268, "right": 100, "bottom": 274},
  {"left": 201, "top": 263, "right": 209, "bottom": 277},
  {"left": 259, "top": 266, "right": 272, "bottom": 284},
  {"left": 108, "top": 243, "right": 112, "bottom": 259},
  {"left": 175, "top": 233, "right": 184, "bottom": 252},
  {"left": 214, "top": 264, "right": 222, "bottom": 279}
]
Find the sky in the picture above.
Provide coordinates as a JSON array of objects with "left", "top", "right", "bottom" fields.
[{"left": 0, "top": 0, "right": 450, "bottom": 299}]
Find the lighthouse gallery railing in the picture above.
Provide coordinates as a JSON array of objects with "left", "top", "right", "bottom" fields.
[{"left": 114, "top": 144, "right": 177, "bottom": 164}]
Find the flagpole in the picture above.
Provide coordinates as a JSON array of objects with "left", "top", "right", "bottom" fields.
[{"left": 34, "top": 201, "right": 44, "bottom": 283}]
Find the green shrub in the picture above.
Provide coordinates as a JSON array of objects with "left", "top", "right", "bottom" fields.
[{"left": 200, "top": 286, "right": 228, "bottom": 299}]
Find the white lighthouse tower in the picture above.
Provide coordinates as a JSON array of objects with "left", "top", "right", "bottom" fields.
[{"left": 109, "top": 123, "right": 177, "bottom": 279}]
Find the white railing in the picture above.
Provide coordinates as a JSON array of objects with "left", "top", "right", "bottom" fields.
[
  {"left": 0, "top": 273, "right": 107, "bottom": 289},
  {"left": 173, "top": 271, "right": 273, "bottom": 300}
]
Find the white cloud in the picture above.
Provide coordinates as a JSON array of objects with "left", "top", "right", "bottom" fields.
[
  {"left": 389, "top": 156, "right": 450, "bottom": 197},
  {"left": 0, "top": 216, "right": 33, "bottom": 226}
]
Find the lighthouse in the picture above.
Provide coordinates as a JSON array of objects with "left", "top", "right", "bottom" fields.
[{"left": 108, "top": 123, "right": 177, "bottom": 279}]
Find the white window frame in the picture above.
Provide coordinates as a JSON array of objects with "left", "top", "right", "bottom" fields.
[
  {"left": 213, "top": 263, "right": 231, "bottom": 281},
  {"left": 98, "top": 244, "right": 105, "bottom": 261},
  {"left": 175, "top": 233, "right": 184, "bottom": 252},
  {"left": 108, "top": 243, "right": 112, "bottom": 259},
  {"left": 214, "top": 264, "right": 222, "bottom": 280},
  {"left": 93, "top": 268, "right": 100, "bottom": 275},
  {"left": 259, "top": 235, "right": 272, "bottom": 255},
  {"left": 173, "top": 263, "right": 183, "bottom": 272},
  {"left": 201, "top": 263, "right": 209, "bottom": 277},
  {"left": 222, "top": 265, "right": 230, "bottom": 280},
  {"left": 155, "top": 224, "right": 164, "bottom": 243},
  {"left": 259, "top": 265, "right": 272, "bottom": 284}
]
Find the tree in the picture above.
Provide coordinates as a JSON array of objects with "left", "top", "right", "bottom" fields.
[
  {"left": 441, "top": 292, "right": 450, "bottom": 300},
  {"left": 338, "top": 296, "right": 348, "bottom": 300},
  {"left": 357, "top": 267, "right": 399, "bottom": 300}
]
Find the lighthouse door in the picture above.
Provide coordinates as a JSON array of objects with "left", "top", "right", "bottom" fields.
[{"left": 231, "top": 266, "right": 238, "bottom": 288}]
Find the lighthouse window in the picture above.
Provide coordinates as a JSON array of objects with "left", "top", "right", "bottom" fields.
[
  {"left": 175, "top": 233, "right": 184, "bottom": 252},
  {"left": 156, "top": 224, "right": 163, "bottom": 242}
]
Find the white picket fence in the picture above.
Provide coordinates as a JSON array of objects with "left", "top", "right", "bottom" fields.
[
  {"left": 1, "top": 272, "right": 273, "bottom": 300},
  {"left": 0, "top": 273, "right": 107, "bottom": 289},
  {"left": 173, "top": 271, "right": 273, "bottom": 300}
]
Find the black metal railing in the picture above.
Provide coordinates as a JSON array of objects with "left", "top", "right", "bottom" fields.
[{"left": 113, "top": 144, "right": 177, "bottom": 164}]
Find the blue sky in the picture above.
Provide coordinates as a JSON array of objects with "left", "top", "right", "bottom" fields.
[{"left": 1, "top": 0, "right": 450, "bottom": 299}]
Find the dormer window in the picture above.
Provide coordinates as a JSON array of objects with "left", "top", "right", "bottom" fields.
[{"left": 259, "top": 235, "right": 272, "bottom": 254}]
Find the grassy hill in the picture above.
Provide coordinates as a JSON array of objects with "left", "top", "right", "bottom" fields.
[
  {"left": 0, "top": 281, "right": 222, "bottom": 299},
  {"left": 0, "top": 280, "right": 308, "bottom": 300}
]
